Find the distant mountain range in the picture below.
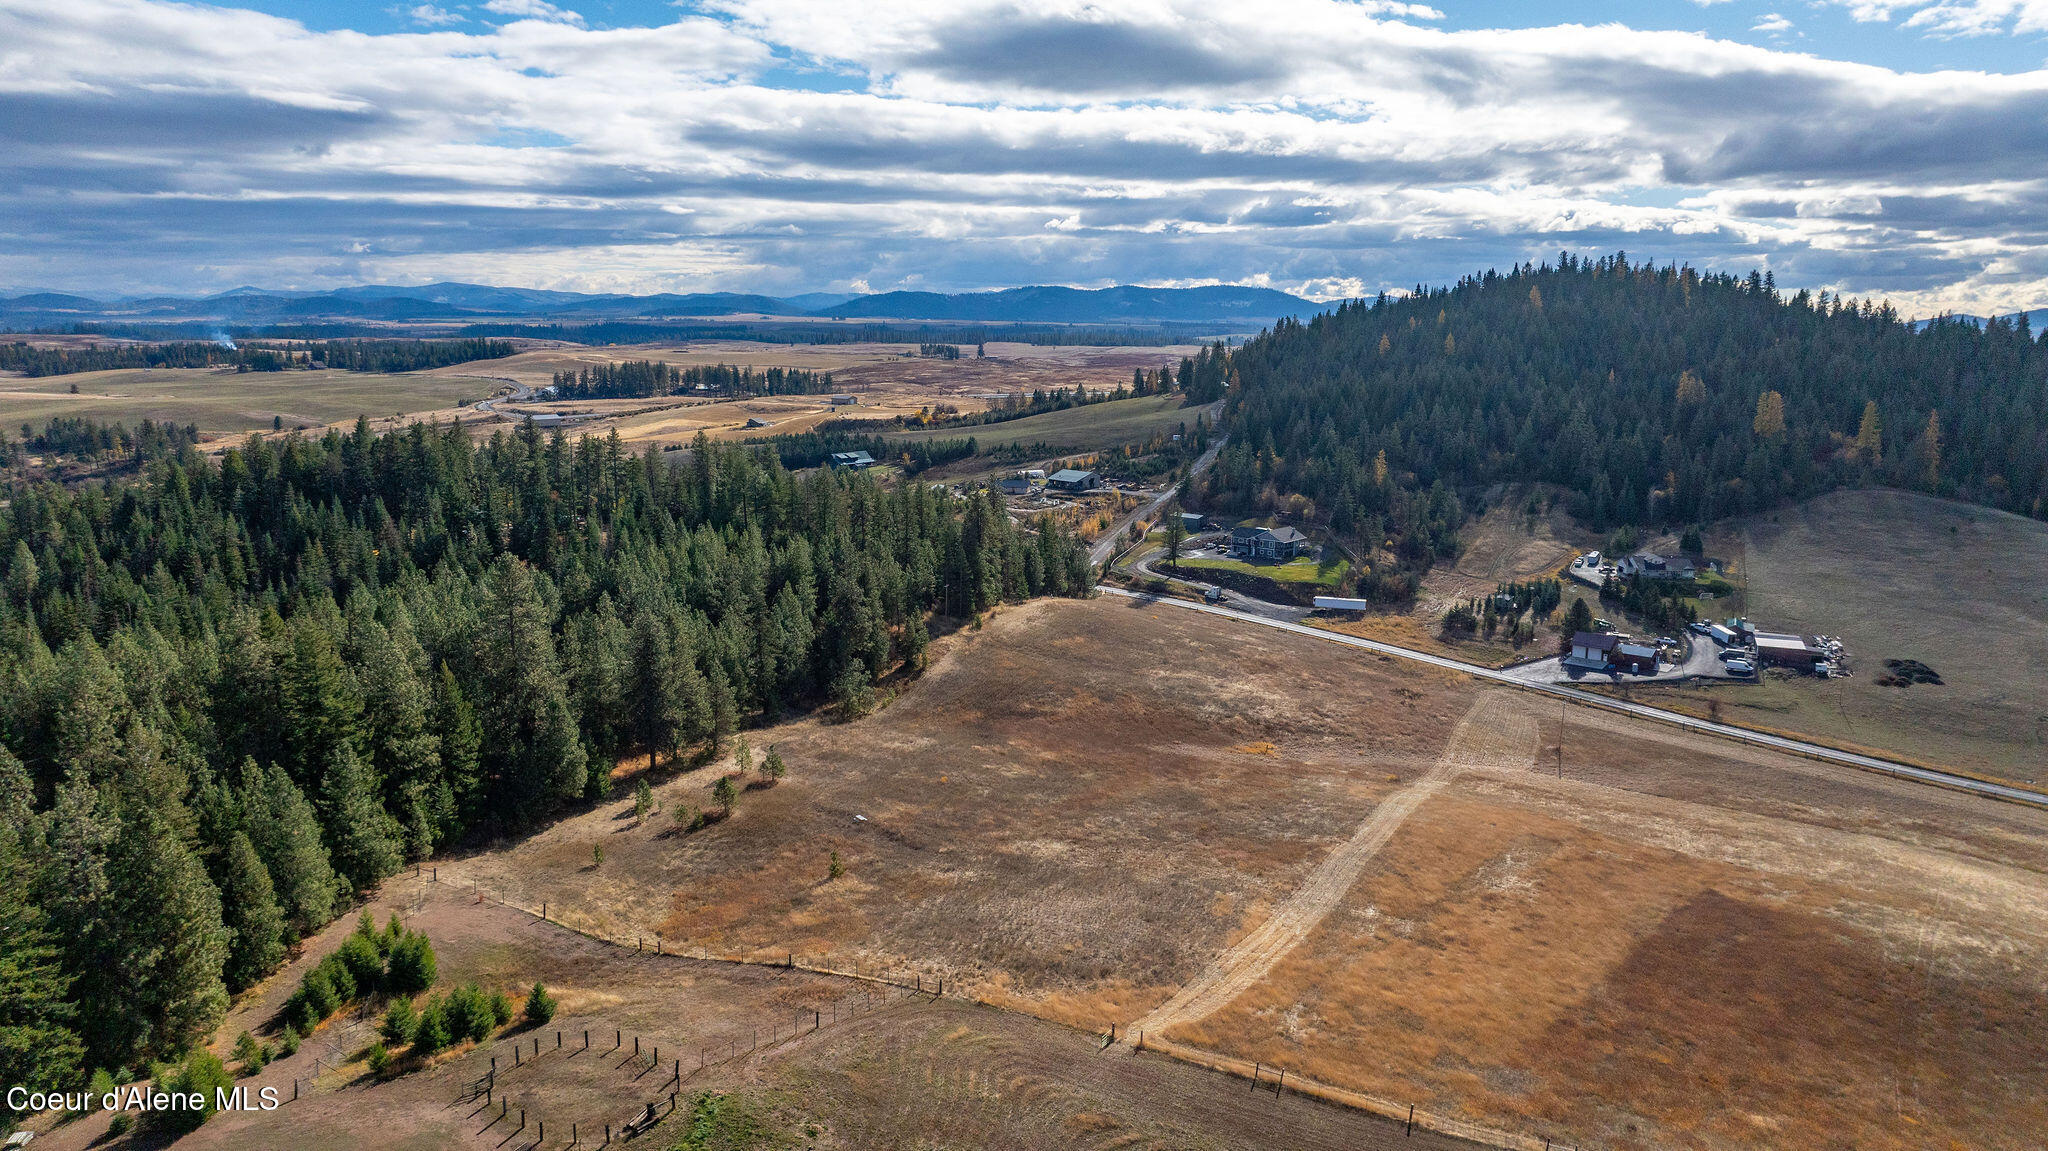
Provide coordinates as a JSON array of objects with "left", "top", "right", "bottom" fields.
[
  {"left": 0, "top": 282, "right": 1323, "bottom": 328},
  {"left": 1907, "top": 309, "right": 2048, "bottom": 331}
]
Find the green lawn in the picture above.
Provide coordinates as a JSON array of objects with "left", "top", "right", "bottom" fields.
[{"left": 1176, "top": 554, "right": 1349, "bottom": 586}]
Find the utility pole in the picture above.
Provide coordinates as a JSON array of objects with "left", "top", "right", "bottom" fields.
[{"left": 1558, "top": 695, "right": 1565, "bottom": 778}]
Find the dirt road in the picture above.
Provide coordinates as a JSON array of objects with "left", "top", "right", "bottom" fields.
[{"left": 1132, "top": 692, "right": 1537, "bottom": 1037}]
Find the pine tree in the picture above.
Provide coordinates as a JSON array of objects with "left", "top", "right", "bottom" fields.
[
  {"left": 353, "top": 620, "right": 441, "bottom": 860},
  {"left": 242, "top": 760, "right": 340, "bottom": 938},
  {"left": 431, "top": 664, "right": 480, "bottom": 841},
  {"left": 96, "top": 806, "right": 229, "bottom": 1066},
  {"left": 218, "top": 831, "right": 287, "bottom": 992},
  {"left": 318, "top": 744, "right": 402, "bottom": 893},
  {"left": 1675, "top": 369, "right": 1706, "bottom": 406},
  {"left": 473, "top": 558, "right": 586, "bottom": 827},
  {"left": 0, "top": 828, "right": 82, "bottom": 1126}
]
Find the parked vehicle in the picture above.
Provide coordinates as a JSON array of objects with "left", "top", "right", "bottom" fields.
[
  {"left": 1725, "top": 659, "right": 1756, "bottom": 676},
  {"left": 1690, "top": 621, "right": 1711, "bottom": 635},
  {"left": 1719, "top": 648, "right": 1750, "bottom": 663}
]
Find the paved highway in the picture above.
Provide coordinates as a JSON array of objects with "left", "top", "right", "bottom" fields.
[{"left": 1101, "top": 587, "right": 2048, "bottom": 809}]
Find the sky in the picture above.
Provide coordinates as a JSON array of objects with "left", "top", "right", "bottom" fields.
[{"left": 5, "top": 0, "right": 2048, "bottom": 314}]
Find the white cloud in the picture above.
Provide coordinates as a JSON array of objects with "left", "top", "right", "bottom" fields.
[
  {"left": 401, "top": 4, "right": 463, "bottom": 25},
  {"left": 1818, "top": 0, "right": 2048, "bottom": 35},
  {"left": 1753, "top": 12, "right": 1794, "bottom": 33},
  {"left": 1, "top": 0, "right": 2047, "bottom": 314},
  {"left": 483, "top": 0, "right": 585, "bottom": 26}
]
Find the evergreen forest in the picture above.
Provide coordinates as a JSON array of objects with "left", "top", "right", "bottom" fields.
[
  {"left": 1198, "top": 254, "right": 2048, "bottom": 573},
  {"left": 0, "top": 417, "right": 1091, "bottom": 1110}
]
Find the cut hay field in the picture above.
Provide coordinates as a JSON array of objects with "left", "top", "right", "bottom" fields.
[
  {"left": 1631, "top": 488, "right": 2048, "bottom": 782},
  {"left": 0, "top": 366, "right": 492, "bottom": 435}
]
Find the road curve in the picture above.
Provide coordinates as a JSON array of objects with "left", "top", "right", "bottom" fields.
[
  {"left": 1087, "top": 403, "right": 1228, "bottom": 568},
  {"left": 1101, "top": 587, "right": 2048, "bottom": 810}
]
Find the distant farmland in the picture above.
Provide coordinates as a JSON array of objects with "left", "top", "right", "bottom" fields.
[
  {"left": 0, "top": 366, "right": 493, "bottom": 435},
  {"left": 889, "top": 393, "right": 1199, "bottom": 454}
]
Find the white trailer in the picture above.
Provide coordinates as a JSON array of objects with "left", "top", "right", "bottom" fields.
[{"left": 1313, "top": 596, "right": 1376, "bottom": 611}]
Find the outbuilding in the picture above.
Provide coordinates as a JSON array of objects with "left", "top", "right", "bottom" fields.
[
  {"left": 1566, "top": 631, "right": 1620, "bottom": 670},
  {"left": 827, "top": 450, "right": 875, "bottom": 470},
  {"left": 1045, "top": 469, "right": 1101, "bottom": 493},
  {"left": 1613, "top": 642, "right": 1660, "bottom": 674},
  {"left": 1754, "top": 632, "right": 1819, "bottom": 668},
  {"left": 998, "top": 474, "right": 1033, "bottom": 495},
  {"left": 1180, "top": 512, "right": 1206, "bottom": 534}
]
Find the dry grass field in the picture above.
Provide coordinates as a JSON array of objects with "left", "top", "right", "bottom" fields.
[
  {"left": 1170, "top": 690, "right": 2048, "bottom": 1151},
  {"left": 28, "top": 885, "right": 1486, "bottom": 1151},
  {"left": 1631, "top": 489, "right": 2048, "bottom": 781},
  {"left": 433, "top": 596, "right": 2048, "bottom": 1150},
  {"left": 29, "top": 594, "right": 2048, "bottom": 1151},
  {"left": 444, "top": 597, "right": 1474, "bottom": 1030},
  {"left": 0, "top": 366, "right": 491, "bottom": 435}
]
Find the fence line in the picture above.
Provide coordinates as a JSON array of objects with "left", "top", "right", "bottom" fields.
[{"left": 431, "top": 875, "right": 1576, "bottom": 1151}]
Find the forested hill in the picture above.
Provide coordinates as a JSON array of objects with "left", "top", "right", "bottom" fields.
[
  {"left": 1201, "top": 254, "right": 2048, "bottom": 562},
  {"left": 0, "top": 420, "right": 1091, "bottom": 1097}
]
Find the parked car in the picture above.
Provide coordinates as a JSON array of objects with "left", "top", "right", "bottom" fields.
[
  {"left": 1689, "top": 621, "right": 1711, "bottom": 635},
  {"left": 1724, "top": 659, "right": 1756, "bottom": 676},
  {"left": 1718, "top": 648, "right": 1752, "bottom": 663}
]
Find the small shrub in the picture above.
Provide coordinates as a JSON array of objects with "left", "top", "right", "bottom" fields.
[
  {"left": 366, "top": 1042, "right": 391, "bottom": 1075},
  {"left": 523, "top": 982, "right": 556, "bottom": 1025},
  {"left": 488, "top": 989, "right": 513, "bottom": 1028},
  {"left": 107, "top": 1113, "right": 133, "bottom": 1137},
  {"left": 277, "top": 1025, "right": 301, "bottom": 1057},
  {"left": 381, "top": 996, "right": 418, "bottom": 1045},
  {"left": 411, "top": 998, "right": 449, "bottom": 1054},
  {"left": 592, "top": 843, "right": 604, "bottom": 867},
  {"left": 157, "top": 1050, "right": 233, "bottom": 1132},
  {"left": 232, "top": 1030, "right": 266, "bottom": 1075},
  {"left": 761, "top": 747, "right": 787, "bottom": 783},
  {"left": 711, "top": 775, "right": 739, "bottom": 814},
  {"left": 828, "top": 851, "right": 844, "bottom": 881},
  {"left": 385, "top": 930, "right": 437, "bottom": 995},
  {"left": 634, "top": 778, "right": 654, "bottom": 824}
]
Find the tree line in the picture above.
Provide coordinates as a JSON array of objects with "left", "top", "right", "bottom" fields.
[
  {"left": 548, "top": 361, "right": 835, "bottom": 401},
  {"left": 0, "top": 417, "right": 1091, "bottom": 1112},
  {"left": 5, "top": 417, "right": 203, "bottom": 470},
  {"left": 0, "top": 338, "right": 514, "bottom": 377},
  {"left": 1205, "top": 253, "right": 2048, "bottom": 572}
]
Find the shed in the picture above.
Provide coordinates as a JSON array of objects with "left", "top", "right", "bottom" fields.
[
  {"left": 1754, "top": 632, "right": 1818, "bottom": 668},
  {"left": 1570, "top": 631, "right": 1620, "bottom": 662},
  {"left": 997, "top": 474, "right": 1032, "bottom": 495},
  {"left": 1180, "top": 512, "right": 1206, "bottom": 534},
  {"left": 1046, "top": 469, "right": 1101, "bottom": 493},
  {"left": 1613, "top": 642, "right": 1660, "bottom": 674},
  {"left": 827, "top": 450, "right": 875, "bottom": 470}
]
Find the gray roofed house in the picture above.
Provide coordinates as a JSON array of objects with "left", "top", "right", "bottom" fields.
[
  {"left": 828, "top": 450, "right": 876, "bottom": 469},
  {"left": 1229, "top": 524, "right": 1309, "bottom": 560}
]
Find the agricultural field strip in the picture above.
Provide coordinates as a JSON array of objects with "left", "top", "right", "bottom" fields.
[
  {"left": 1100, "top": 589, "right": 2048, "bottom": 809},
  {"left": 1132, "top": 692, "right": 1532, "bottom": 1037}
]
